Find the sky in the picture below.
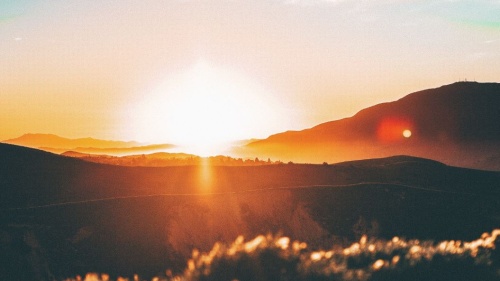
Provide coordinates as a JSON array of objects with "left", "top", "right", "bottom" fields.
[{"left": 1, "top": 0, "right": 499, "bottom": 147}]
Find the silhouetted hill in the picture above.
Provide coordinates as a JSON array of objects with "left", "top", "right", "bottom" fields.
[
  {"left": 1, "top": 143, "right": 499, "bottom": 279},
  {"left": 244, "top": 82, "right": 500, "bottom": 169}
]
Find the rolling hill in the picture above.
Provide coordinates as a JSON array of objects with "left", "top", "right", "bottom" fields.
[
  {"left": 1, "top": 143, "right": 499, "bottom": 279},
  {"left": 242, "top": 82, "right": 500, "bottom": 170}
]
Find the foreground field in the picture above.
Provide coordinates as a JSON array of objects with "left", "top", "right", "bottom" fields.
[{"left": 67, "top": 229, "right": 500, "bottom": 281}]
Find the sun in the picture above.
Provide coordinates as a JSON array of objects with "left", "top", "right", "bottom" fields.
[
  {"left": 127, "top": 61, "right": 286, "bottom": 156},
  {"left": 403, "top": 129, "right": 412, "bottom": 138}
]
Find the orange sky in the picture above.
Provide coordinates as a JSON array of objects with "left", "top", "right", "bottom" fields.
[{"left": 1, "top": 1, "right": 499, "bottom": 148}]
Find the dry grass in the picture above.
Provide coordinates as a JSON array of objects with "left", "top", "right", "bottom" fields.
[{"left": 65, "top": 229, "right": 500, "bottom": 281}]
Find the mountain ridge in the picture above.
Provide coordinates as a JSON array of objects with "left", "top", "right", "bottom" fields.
[
  {"left": 243, "top": 82, "right": 500, "bottom": 169},
  {"left": 252, "top": 82, "right": 500, "bottom": 144}
]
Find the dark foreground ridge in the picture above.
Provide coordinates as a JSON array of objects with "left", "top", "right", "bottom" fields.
[{"left": 67, "top": 229, "right": 500, "bottom": 281}]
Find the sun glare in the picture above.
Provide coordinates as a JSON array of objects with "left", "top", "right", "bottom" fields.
[
  {"left": 377, "top": 117, "right": 413, "bottom": 143},
  {"left": 127, "top": 61, "right": 285, "bottom": 156}
]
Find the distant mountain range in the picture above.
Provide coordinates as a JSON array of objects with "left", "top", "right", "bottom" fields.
[
  {"left": 2, "top": 133, "right": 140, "bottom": 149},
  {"left": 240, "top": 82, "right": 500, "bottom": 170},
  {"left": 1, "top": 133, "right": 174, "bottom": 155}
]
